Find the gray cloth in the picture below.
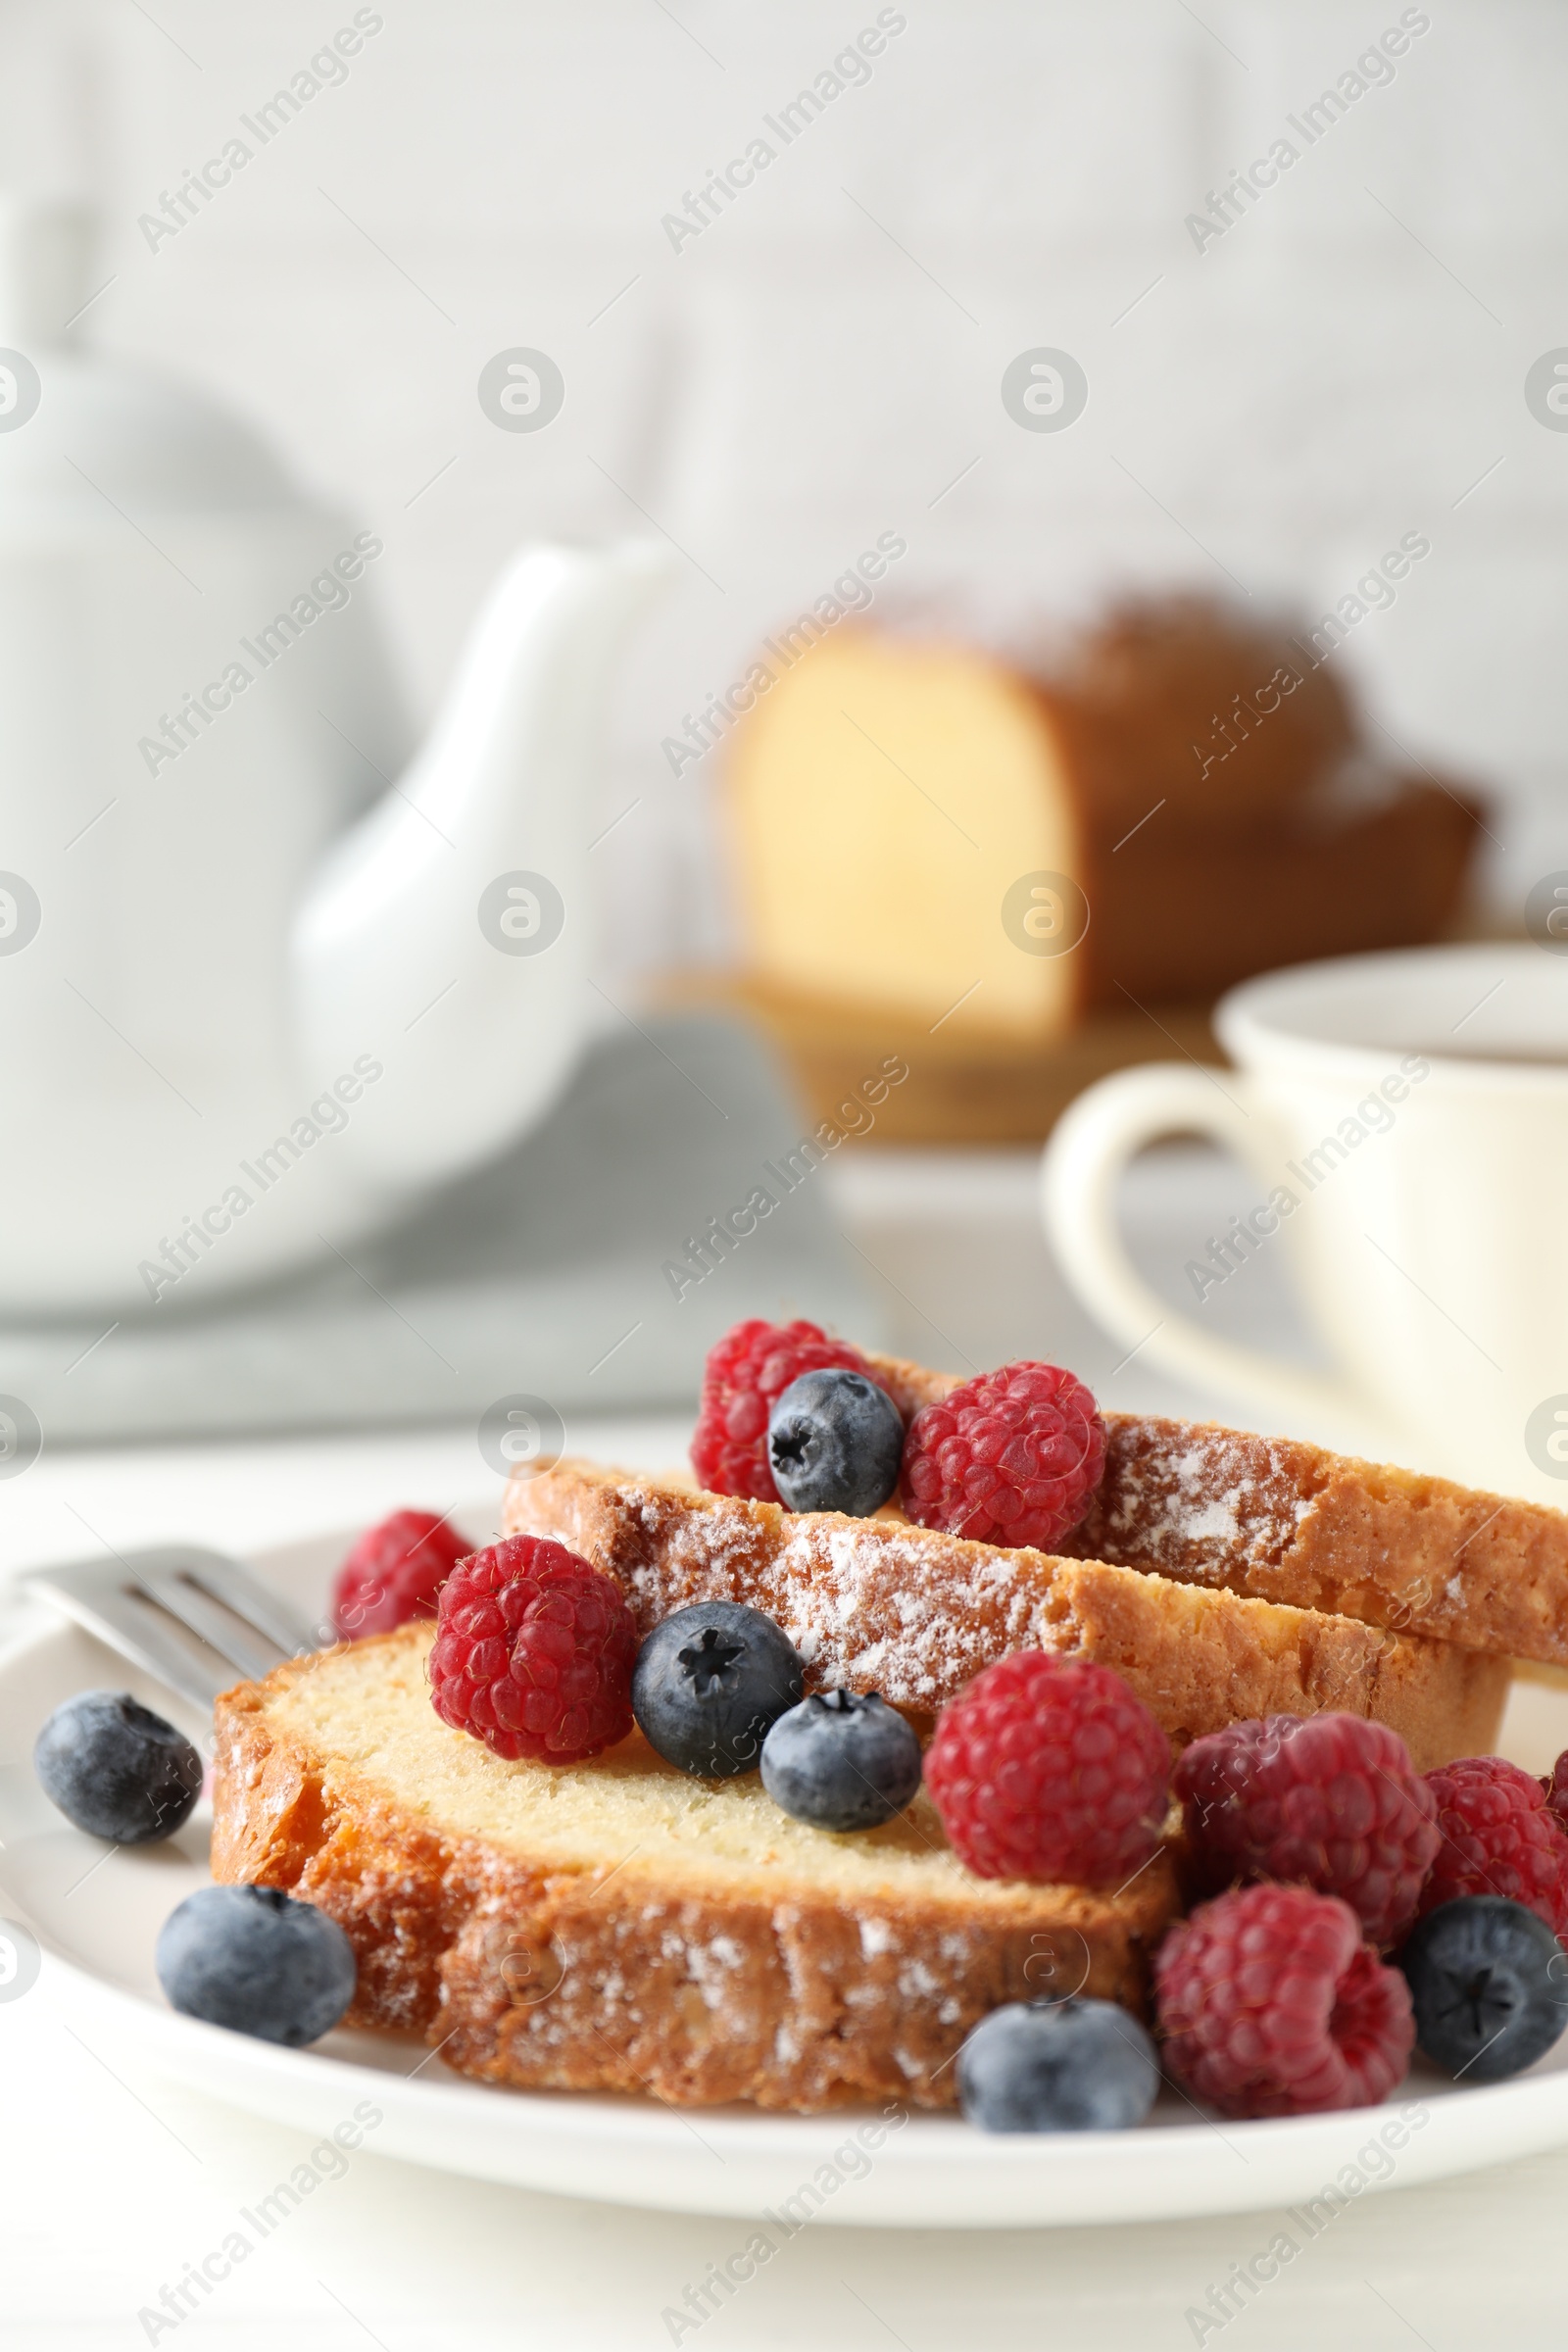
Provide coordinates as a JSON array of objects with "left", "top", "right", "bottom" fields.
[{"left": 0, "top": 1016, "right": 887, "bottom": 1446}]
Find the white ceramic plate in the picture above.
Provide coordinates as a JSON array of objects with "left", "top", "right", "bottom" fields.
[{"left": 8, "top": 1525, "right": 1568, "bottom": 2230}]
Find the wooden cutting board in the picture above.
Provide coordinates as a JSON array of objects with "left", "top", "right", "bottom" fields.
[{"left": 653, "top": 971, "right": 1224, "bottom": 1145}]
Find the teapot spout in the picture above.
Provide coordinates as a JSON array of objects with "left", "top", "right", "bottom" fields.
[{"left": 291, "top": 539, "right": 671, "bottom": 1198}]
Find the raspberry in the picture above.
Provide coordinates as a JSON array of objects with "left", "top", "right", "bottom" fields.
[
  {"left": 1544, "top": 1746, "right": 1568, "bottom": 1838},
  {"left": 691, "top": 1320, "right": 876, "bottom": 1502},
  {"left": 1174, "top": 1712, "right": 1440, "bottom": 1947},
  {"left": 900, "top": 1361, "right": 1104, "bottom": 1550},
  {"left": 332, "top": 1508, "right": 468, "bottom": 1640},
  {"left": 428, "top": 1534, "right": 638, "bottom": 1763},
  {"left": 924, "top": 1651, "right": 1169, "bottom": 1885},
  {"left": 1419, "top": 1756, "right": 1568, "bottom": 1940},
  {"left": 1155, "top": 1884, "right": 1415, "bottom": 2119}
]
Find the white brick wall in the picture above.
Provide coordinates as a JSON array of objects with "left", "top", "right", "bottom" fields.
[{"left": 1, "top": 0, "right": 1560, "bottom": 976}]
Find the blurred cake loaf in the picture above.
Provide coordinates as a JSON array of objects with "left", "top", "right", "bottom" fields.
[{"left": 723, "top": 597, "right": 1482, "bottom": 1043}]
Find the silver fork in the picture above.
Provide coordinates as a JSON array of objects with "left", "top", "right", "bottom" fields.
[{"left": 22, "top": 1546, "right": 324, "bottom": 1712}]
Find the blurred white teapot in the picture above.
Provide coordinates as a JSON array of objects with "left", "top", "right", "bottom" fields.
[{"left": 0, "top": 200, "right": 667, "bottom": 1314}]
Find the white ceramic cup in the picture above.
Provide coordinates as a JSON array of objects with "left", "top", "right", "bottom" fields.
[{"left": 1040, "top": 943, "right": 1568, "bottom": 1500}]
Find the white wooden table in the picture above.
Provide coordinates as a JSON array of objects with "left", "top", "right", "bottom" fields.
[{"left": 3, "top": 1152, "right": 1561, "bottom": 2350}]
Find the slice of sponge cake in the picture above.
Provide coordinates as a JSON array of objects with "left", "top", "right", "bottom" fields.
[
  {"left": 503, "top": 1460, "right": 1507, "bottom": 1769},
  {"left": 212, "top": 1625, "right": 1180, "bottom": 2112},
  {"left": 868, "top": 1350, "right": 1568, "bottom": 1667}
]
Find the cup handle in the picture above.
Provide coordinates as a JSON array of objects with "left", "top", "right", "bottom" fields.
[{"left": 1040, "top": 1062, "right": 1368, "bottom": 1433}]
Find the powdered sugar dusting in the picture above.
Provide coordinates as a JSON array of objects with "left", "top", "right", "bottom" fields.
[
  {"left": 1179, "top": 1494, "right": 1243, "bottom": 1546},
  {"left": 1072, "top": 1418, "right": 1306, "bottom": 1581},
  {"left": 770, "top": 1518, "right": 1057, "bottom": 1706}
]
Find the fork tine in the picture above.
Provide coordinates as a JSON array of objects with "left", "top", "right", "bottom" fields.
[
  {"left": 131, "top": 1563, "right": 301, "bottom": 1686},
  {"left": 139, "top": 1547, "right": 322, "bottom": 1660},
  {"left": 23, "top": 1558, "right": 236, "bottom": 1710},
  {"left": 22, "top": 1546, "right": 324, "bottom": 1714}
]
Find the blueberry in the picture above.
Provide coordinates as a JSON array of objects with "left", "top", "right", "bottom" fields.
[
  {"left": 1397, "top": 1896, "right": 1568, "bottom": 2082},
  {"left": 766, "top": 1368, "right": 905, "bottom": 1516},
  {"left": 956, "top": 1996, "right": 1159, "bottom": 2132},
  {"left": 156, "top": 1885, "right": 358, "bottom": 2046},
  {"left": 761, "top": 1690, "right": 922, "bottom": 1832},
  {"left": 34, "top": 1690, "right": 203, "bottom": 1844},
  {"left": 632, "top": 1602, "right": 804, "bottom": 1779}
]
